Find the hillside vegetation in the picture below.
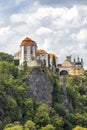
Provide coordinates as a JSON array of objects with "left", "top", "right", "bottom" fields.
[{"left": 0, "top": 53, "right": 87, "bottom": 130}]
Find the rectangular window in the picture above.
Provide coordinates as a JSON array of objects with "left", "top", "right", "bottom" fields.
[{"left": 31, "top": 46, "right": 33, "bottom": 54}]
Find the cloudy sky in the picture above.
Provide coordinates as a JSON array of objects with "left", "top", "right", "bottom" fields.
[{"left": 0, "top": 0, "right": 87, "bottom": 68}]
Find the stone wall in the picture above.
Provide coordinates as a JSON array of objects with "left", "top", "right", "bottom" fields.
[{"left": 27, "top": 60, "right": 41, "bottom": 67}]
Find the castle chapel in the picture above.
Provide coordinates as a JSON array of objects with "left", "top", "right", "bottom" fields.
[{"left": 14, "top": 37, "right": 84, "bottom": 76}]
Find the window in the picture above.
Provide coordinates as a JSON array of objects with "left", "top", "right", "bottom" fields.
[{"left": 31, "top": 46, "right": 33, "bottom": 54}]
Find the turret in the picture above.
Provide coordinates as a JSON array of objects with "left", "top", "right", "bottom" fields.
[
  {"left": 66, "top": 56, "right": 71, "bottom": 62},
  {"left": 74, "top": 58, "right": 75, "bottom": 63},
  {"left": 81, "top": 58, "right": 83, "bottom": 67},
  {"left": 77, "top": 57, "right": 80, "bottom": 62},
  {"left": 73, "top": 58, "right": 76, "bottom": 67}
]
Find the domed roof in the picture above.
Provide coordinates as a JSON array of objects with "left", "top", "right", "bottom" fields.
[
  {"left": 38, "top": 49, "right": 47, "bottom": 54},
  {"left": 75, "top": 61, "right": 82, "bottom": 65},
  {"left": 20, "top": 37, "right": 36, "bottom": 46}
]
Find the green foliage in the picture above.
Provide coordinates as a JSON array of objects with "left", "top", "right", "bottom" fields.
[
  {"left": 14, "top": 59, "right": 19, "bottom": 66},
  {"left": 1, "top": 53, "right": 87, "bottom": 130},
  {"left": 4, "top": 124, "right": 23, "bottom": 130},
  {"left": 73, "top": 125, "right": 87, "bottom": 130},
  {"left": 23, "top": 98, "right": 34, "bottom": 121},
  {"left": 40, "top": 124, "right": 55, "bottom": 130},
  {"left": 31, "top": 56, "right": 34, "bottom": 60},
  {"left": 24, "top": 120, "right": 36, "bottom": 130},
  {"left": 34, "top": 104, "right": 50, "bottom": 128},
  {"left": 0, "top": 52, "right": 13, "bottom": 62},
  {"left": 50, "top": 108, "right": 64, "bottom": 129}
]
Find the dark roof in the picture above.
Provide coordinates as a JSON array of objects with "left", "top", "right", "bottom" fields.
[{"left": 75, "top": 61, "right": 82, "bottom": 65}]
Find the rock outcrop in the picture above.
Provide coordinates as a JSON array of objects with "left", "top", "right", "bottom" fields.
[
  {"left": 25, "top": 69, "right": 53, "bottom": 106},
  {"left": 60, "top": 75, "right": 74, "bottom": 112}
]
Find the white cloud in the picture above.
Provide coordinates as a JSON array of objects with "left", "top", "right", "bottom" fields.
[
  {"left": 71, "top": 29, "right": 87, "bottom": 42},
  {"left": 15, "top": 0, "right": 27, "bottom": 5},
  {"left": 61, "top": 6, "right": 79, "bottom": 22},
  {"left": 0, "top": 1, "right": 87, "bottom": 68},
  {"left": 10, "top": 13, "right": 24, "bottom": 23},
  {"left": 0, "top": 27, "right": 13, "bottom": 44},
  {"left": 36, "top": 27, "right": 52, "bottom": 35},
  {"left": 40, "top": 38, "right": 51, "bottom": 50}
]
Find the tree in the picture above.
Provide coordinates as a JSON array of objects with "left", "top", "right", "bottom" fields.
[
  {"left": 73, "top": 125, "right": 87, "bottom": 130},
  {"left": 0, "top": 52, "right": 13, "bottom": 62},
  {"left": 40, "top": 124, "right": 55, "bottom": 130},
  {"left": 34, "top": 104, "right": 50, "bottom": 127},
  {"left": 51, "top": 115, "right": 64, "bottom": 129},
  {"left": 49, "top": 108, "right": 64, "bottom": 129},
  {"left": 4, "top": 124, "right": 23, "bottom": 130},
  {"left": 23, "top": 98, "right": 34, "bottom": 121},
  {"left": 24, "top": 120, "right": 36, "bottom": 130}
]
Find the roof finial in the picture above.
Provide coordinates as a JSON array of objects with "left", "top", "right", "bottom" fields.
[
  {"left": 74, "top": 58, "right": 75, "bottom": 63},
  {"left": 77, "top": 57, "right": 79, "bottom": 62}
]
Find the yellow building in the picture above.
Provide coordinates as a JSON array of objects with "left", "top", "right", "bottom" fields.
[
  {"left": 58, "top": 56, "right": 84, "bottom": 76},
  {"left": 70, "top": 58, "right": 84, "bottom": 76}
]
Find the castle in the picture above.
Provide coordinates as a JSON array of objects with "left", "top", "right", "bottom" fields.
[
  {"left": 14, "top": 37, "right": 58, "bottom": 68},
  {"left": 14, "top": 37, "right": 84, "bottom": 76}
]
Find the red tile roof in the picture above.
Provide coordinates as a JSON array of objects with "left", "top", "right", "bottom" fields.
[
  {"left": 20, "top": 37, "right": 36, "bottom": 46},
  {"left": 49, "top": 54, "right": 56, "bottom": 58},
  {"left": 38, "top": 49, "right": 47, "bottom": 54}
]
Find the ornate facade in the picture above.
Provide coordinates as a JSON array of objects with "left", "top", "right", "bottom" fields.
[{"left": 58, "top": 56, "right": 84, "bottom": 76}]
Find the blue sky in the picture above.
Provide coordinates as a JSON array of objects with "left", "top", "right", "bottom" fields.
[{"left": 0, "top": 0, "right": 87, "bottom": 68}]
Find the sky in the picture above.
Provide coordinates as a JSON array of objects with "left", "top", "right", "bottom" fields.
[{"left": 0, "top": 0, "right": 87, "bottom": 68}]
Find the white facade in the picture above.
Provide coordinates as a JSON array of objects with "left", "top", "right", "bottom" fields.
[
  {"left": 49, "top": 54, "right": 58, "bottom": 67},
  {"left": 55, "top": 57, "right": 58, "bottom": 67},
  {"left": 49, "top": 58, "right": 53, "bottom": 66},
  {"left": 20, "top": 44, "right": 37, "bottom": 66},
  {"left": 20, "top": 46, "right": 24, "bottom": 65},
  {"left": 37, "top": 53, "right": 49, "bottom": 67},
  {"left": 16, "top": 37, "right": 58, "bottom": 68},
  {"left": 14, "top": 52, "right": 20, "bottom": 60}
]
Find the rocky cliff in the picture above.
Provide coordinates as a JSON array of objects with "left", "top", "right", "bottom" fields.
[{"left": 25, "top": 69, "right": 53, "bottom": 106}]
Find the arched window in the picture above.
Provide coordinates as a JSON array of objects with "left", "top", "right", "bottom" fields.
[{"left": 60, "top": 70, "right": 68, "bottom": 75}]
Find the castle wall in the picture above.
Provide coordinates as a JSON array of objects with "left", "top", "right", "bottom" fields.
[
  {"left": 49, "top": 58, "right": 53, "bottom": 66},
  {"left": 32, "top": 46, "right": 36, "bottom": 58},
  {"left": 56, "top": 57, "right": 58, "bottom": 67},
  {"left": 14, "top": 53, "right": 20, "bottom": 60},
  {"left": 27, "top": 60, "right": 41, "bottom": 67},
  {"left": 36, "top": 53, "right": 49, "bottom": 67},
  {"left": 49, "top": 57, "right": 58, "bottom": 67},
  {"left": 45, "top": 54, "right": 49, "bottom": 67},
  {"left": 20, "top": 46, "right": 24, "bottom": 65},
  {"left": 27, "top": 46, "right": 31, "bottom": 61}
]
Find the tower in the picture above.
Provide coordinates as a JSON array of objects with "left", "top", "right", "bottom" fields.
[{"left": 20, "top": 37, "right": 37, "bottom": 66}]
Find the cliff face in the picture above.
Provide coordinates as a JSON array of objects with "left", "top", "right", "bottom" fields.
[
  {"left": 60, "top": 76, "right": 73, "bottom": 112},
  {"left": 25, "top": 69, "right": 53, "bottom": 106}
]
